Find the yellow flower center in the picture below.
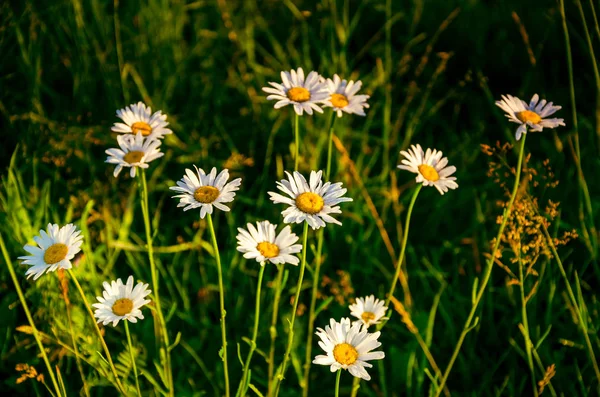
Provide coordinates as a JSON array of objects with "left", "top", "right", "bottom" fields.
[
  {"left": 330, "top": 93, "right": 349, "bottom": 108},
  {"left": 43, "top": 243, "right": 68, "bottom": 265},
  {"left": 287, "top": 87, "right": 311, "bottom": 103},
  {"left": 418, "top": 164, "right": 440, "bottom": 182},
  {"left": 123, "top": 151, "right": 144, "bottom": 164},
  {"left": 333, "top": 343, "right": 359, "bottom": 366},
  {"left": 257, "top": 241, "right": 280, "bottom": 258},
  {"left": 194, "top": 186, "right": 220, "bottom": 204},
  {"left": 516, "top": 110, "right": 541, "bottom": 124},
  {"left": 361, "top": 311, "right": 376, "bottom": 324},
  {"left": 131, "top": 121, "right": 153, "bottom": 136},
  {"left": 295, "top": 192, "right": 324, "bottom": 214},
  {"left": 111, "top": 298, "right": 134, "bottom": 316}
]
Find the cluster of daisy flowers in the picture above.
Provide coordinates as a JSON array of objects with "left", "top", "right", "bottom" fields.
[
  {"left": 13, "top": 81, "right": 566, "bottom": 395},
  {"left": 263, "top": 67, "right": 370, "bottom": 117}
]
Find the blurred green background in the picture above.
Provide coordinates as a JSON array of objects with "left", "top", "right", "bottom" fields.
[{"left": 1, "top": 0, "right": 599, "bottom": 395}]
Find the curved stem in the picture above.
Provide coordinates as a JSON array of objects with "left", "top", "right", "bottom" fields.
[
  {"left": 518, "top": 255, "right": 538, "bottom": 397},
  {"left": 294, "top": 113, "right": 300, "bottom": 172},
  {"left": 267, "top": 264, "right": 285, "bottom": 397},
  {"left": 140, "top": 170, "right": 174, "bottom": 396},
  {"left": 236, "top": 264, "right": 266, "bottom": 397},
  {"left": 274, "top": 222, "right": 309, "bottom": 397},
  {"left": 207, "top": 213, "right": 230, "bottom": 397},
  {"left": 435, "top": 134, "right": 527, "bottom": 396},
  {"left": 384, "top": 183, "right": 422, "bottom": 309},
  {"left": 335, "top": 370, "right": 342, "bottom": 397},
  {"left": 67, "top": 269, "right": 126, "bottom": 394},
  {"left": 124, "top": 321, "right": 142, "bottom": 397},
  {"left": 302, "top": 114, "right": 337, "bottom": 397},
  {"left": 0, "top": 233, "right": 63, "bottom": 397},
  {"left": 65, "top": 293, "right": 90, "bottom": 397}
]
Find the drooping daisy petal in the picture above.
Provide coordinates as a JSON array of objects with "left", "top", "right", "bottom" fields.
[
  {"left": 495, "top": 94, "right": 565, "bottom": 140},
  {"left": 169, "top": 166, "right": 242, "bottom": 219},
  {"left": 349, "top": 295, "right": 388, "bottom": 329},
  {"left": 268, "top": 170, "right": 353, "bottom": 230},
  {"left": 262, "top": 68, "right": 328, "bottom": 116},
  {"left": 18, "top": 224, "right": 84, "bottom": 280},
  {"left": 112, "top": 101, "right": 173, "bottom": 140},
  {"left": 236, "top": 220, "right": 302, "bottom": 266},
  {"left": 92, "top": 276, "right": 152, "bottom": 327},
  {"left": 323, "top": 74, "right": 370, "bottom": 118},
  {"left": 105, "top": 132, "right": 164, "bottom": 178},
  {"left": 313, "top": 317, "right": 385, "bottom": 381},
  {"left": 397, "top": 144, "right": 458, "bottom": 195}
]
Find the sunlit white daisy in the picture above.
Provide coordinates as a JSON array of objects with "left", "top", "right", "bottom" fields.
[
  {"left": 313, "top": 317, "right": 385, "bottom": 381},
  {"left": 268, "top": 170, "right": 353, "bottom": 230},
  {"left": 349, "top": 295, "right": 388, "bottom": 329},
  {"left": 111, "top": 101, "right": 173, "bottom": 140},
  {"left": 93, "top": 276, "right": 152, "bottom": 327},
  {"left": 170, "top": 166, "right": 242, "bottom": 219},
  {"left": 323, "top": 74, "right": 370, "bottom": 117},
  {"left": 495, "top": 94, "right": 565, "bottom": 140},
  {"left": 18, "top": 224, "right": 84, "bottom": 280},
  {"left": 105, "top": 132, "right": 164, "bottom": 178},
  {"left": 262, "top": 67, "right": 328, "bottom": 116},
  {"left": 398, "top": 144, "right": 458, "bottom": 195},
  {"left": 236, "top": 221, "right": 302, "bottom": 266}
]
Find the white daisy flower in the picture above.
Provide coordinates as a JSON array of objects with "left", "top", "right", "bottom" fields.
[
  {"left": 111, "top": 101, "right": 173, "bottom": 140},
  {"left": 349, "top": 295, "right": 388, "bottom": 329},
  {"left": 236, "top": 221, "right": 302, "bottom": 266},
  {"left": 105, "top": 132, "right": 164, "bottom": 178},
  {"left": 397, "top": 144, "right": 458, "bottom": 195},
  {"left": 313, "top": 317, "right": 385, "bottom": 381},
  {"left": 495, "top": 94, "right": 565, "bottom": 140},
  {"left": 323, "top": 74, "right": 370, "bottom": 118},
  {"left": 92, "top": 276, "right": 152, "bottom": 327},
  {"left": 169, "top": 166, "right": 242, "bottom": 219},
  {"left": 268, "top": 170, "right": 353, "bottom": 230},
  {"left": 18, "top": 224, "right": 84, "bottom": 280},
  {"left": 262, "top": 67, "right": 328, "bottom": 116}
]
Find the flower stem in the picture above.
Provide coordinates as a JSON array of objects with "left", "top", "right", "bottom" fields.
[
  {"left": 267, "top": 264, "right": 285, "bottom": 397},
  {"left": 67, "top": 269, "right": 126, "bottom": 394},
  {"left": 0, "top": 233, "right": 63, "bottom": 397},
  {"left": 139, "top": 169, "right": 174, "bottom": 396},
  {"left": 302, "top": 113, "right": 337, "bottom": 397},
  {"left": 124, "top": 321, "right": 142, "bottom": 397},
  {"left": 435, "top": 134, "right": 528, "bottom": 397},
  {"left": 274, "top": 222, "right": 309, "bottom": 397},
  {"left": 335, "top": 370, "right": 342, "bottom": 397},
  {"left": 236, "top": 264, "right": 266, "bottom": 397},
  {"left": 384, "top": 183, "right": 422, "bottom": 308},
  {"left": 65, "top": 292, "right": 91, "bottom": 397},
  {"left": 294, "top": 113, "right": 300, "bottom": 172},
  {"left": 206, "top": 213, "right": 230, "bottom": 397}
]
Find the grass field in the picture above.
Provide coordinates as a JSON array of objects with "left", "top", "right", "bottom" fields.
[{"left": 1, "top": 0, "right": 600, "bottom": 396}]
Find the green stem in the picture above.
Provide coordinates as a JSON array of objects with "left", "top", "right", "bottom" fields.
[
  {"left": 206, "top": 213, "right": 230, "bottom": 397},
  {"left": 139, "top": 170, "right": 174, "bottom": 396},
  {"left": 67, "top": 269, "right": 126, "bottom": 394},
  {"left": 539, "top": 216, "right": 600, "bottom": 385},
  {"left": 335, "top": 370, "right": 342, "bottom": 397},
  {"left": 124, "top": 321, "right": 142, "bottom": 397},
  {"left": 267, "top": 264, "right": 285, "bottom": 397},
  {"left": 325, "top": 114, "right": 337, "bottom": 180},
  {"left": 236, "top": 265, "right": 266, "bottom": 397},
  {"left": 518, "top": 255, "right": 538, "bottom": 397},
  {"left": 294, "top": 113, "right": 300, "bottom": 172},
  {"left": 435, "top": 134, "right": 527, "bottom": 397},
  {"left": 350, "top": 376, "right": 360, "bottom": 397},
  {"left": 0, "top": 233, "right": 63, "bottom": 397},
  {"left": 302, "top": 113, "right": 337, "bottom": 397},
  {"left": 274, "top": 222, "right": 309, "bottom": 397},
  {"left": 384, "top": 183, "right": 422, "bottom": 309},
  {"left": 65, "top": 294, "right": 90, "bottom": 397}
]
